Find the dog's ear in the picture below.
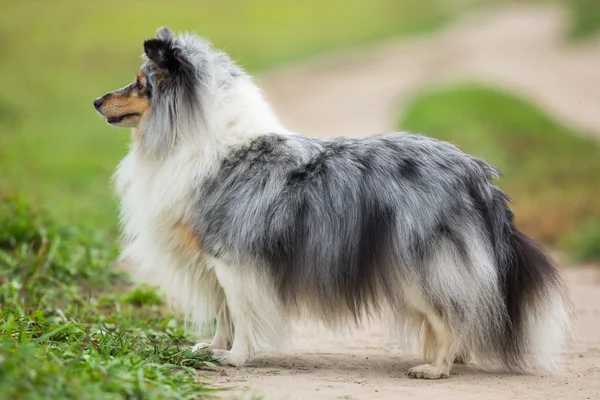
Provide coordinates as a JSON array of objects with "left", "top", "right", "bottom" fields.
[
  {"left": 156, "top": 26, "right": 174, "bottom": 41},
  {"left": 143, "top": 27, "right": 185, "bottom": 73},
  {"left": 143, "top": 38, "right": 174, "bottom": 71}
]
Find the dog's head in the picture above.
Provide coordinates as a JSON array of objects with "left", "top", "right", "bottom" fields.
[
  {"left": 94, "top": 27, "right": 195, "bottom": 130},
  {"left": 93, "top": 67, "right": 153, "bottom": 128},
  {"left": 94, "top": 27, "right": 246, "bottom": 152}
]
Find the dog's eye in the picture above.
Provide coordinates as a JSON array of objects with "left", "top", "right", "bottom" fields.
[{"left": 135, "top": 80, "right": 143, "bottom": 91}]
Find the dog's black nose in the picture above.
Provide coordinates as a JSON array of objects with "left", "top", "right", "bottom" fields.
[{"left": 93, "top": 98, "right": 103, "bottom": 109}]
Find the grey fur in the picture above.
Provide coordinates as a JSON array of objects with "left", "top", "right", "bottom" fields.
[
  {"left": 191, "top": 131, "right": 563, "bottom": 370},
  {"left": 139, "top": 27, "right": 244, "bottom": 155},
  {"left": 119, "top": 28, "right": 570, "bottom": 374}
]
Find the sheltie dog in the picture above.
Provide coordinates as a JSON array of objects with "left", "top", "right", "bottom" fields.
[{"left": 94, "top": 27, "right": 570, "bottom": 379}]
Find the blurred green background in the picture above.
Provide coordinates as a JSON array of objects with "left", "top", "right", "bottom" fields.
[
  {"left": 1, "top": 0, "right": 598, "bottom": 232},
  {"left": 0, "top": 0, "right": 457, "bottom": 229}
]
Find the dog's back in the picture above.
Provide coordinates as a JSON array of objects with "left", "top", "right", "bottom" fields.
[
  {"left": 105, "top": 27, "right": 570, "bottom": 378},
  {"left": 192, "top": 131, "right": 570, "bottom": 375}
]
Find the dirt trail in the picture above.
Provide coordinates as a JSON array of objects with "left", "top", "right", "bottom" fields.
[
  {"left": 207, "top": 267, "right": 600, "bottom": 400},
  {"left": 259, "top": 4, "right": 600, "bottom": 139},
  {"left": 203, "top": 5, "right": 600, "bottom": 399}
]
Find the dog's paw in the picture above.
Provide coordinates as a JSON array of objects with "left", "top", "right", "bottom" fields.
[
  {"left": 211, "top": 349, "right": 246, "bottom": 367},
  {"left": 191, "top": 342, "right": 212, "bottom": 352},
  {"left": 407, "top": 364, "right": 450, "bottom": 380}
]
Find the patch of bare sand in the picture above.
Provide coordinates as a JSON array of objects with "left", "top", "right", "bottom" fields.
[
  {"left": 205, "top": 268, "right": 600, "bottom": 400},
  {"left": 259, "top": 4, "right": 600, "bottom": 139},
  {"left": 204, "top": 4, "right": 600, "bottom": 399}
]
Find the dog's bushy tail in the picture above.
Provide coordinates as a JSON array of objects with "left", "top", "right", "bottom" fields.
[{"left": 481, "top": 184, "right": 571, "bottom": 373}]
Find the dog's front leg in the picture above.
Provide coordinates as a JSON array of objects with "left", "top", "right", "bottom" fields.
[
  {"left": 192, "top": 300, "right": 234, "bottom": 351},
  {"left": 208, "top": 259, "right": 286, "bottom": 367},
  {"left": 211, "top": 302, "right": 234, "bottom": 350}
]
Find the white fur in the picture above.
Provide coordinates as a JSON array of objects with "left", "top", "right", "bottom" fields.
[
  {"left": 112, "top": 30, "right": 570, "bottom": 376},
  {"left": 114, "top": 69, "right": 287, "bottom": 338}
]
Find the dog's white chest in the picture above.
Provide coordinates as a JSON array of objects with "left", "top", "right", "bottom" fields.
[{"left": 114, "top": 149, "right": 203, "bottom": 266}]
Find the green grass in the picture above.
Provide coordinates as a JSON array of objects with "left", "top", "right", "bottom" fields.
[
  {"left": 399, "top": 84, "right": 600, "bottom": 261},
  {"left": 0, "top": 194, "right": 218, "bottom": 399},
  {"left": 558, "top": 0, "right": 600, "bottom": 39}
]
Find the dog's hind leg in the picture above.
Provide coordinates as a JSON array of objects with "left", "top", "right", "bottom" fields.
[
  {"left": 406, "top": 285, "right": 456, "bottom": 379},
  {"left": 208, "top": 258, "right": 286, "bottom": 367},
  {"left": 406, "top": 296, "right": 456, "bottom": 379}
]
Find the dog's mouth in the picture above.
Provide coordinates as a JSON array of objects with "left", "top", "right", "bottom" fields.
[{"left": 107, "top": 113, "right": 140, "bottom": 125}]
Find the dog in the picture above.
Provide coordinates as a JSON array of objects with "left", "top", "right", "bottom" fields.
[{"left": 94, "top": 27, "right": 570, "bottom": 379}]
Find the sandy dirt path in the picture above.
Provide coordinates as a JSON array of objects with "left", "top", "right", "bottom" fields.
[
  {"left": 205, "top": 267, "right": 600, "bottom": 400},
  {"left": 259, "top": 4, "right": 600, "bottom": 139},
  {"left": 203, "top": 5, "right": 600, "bottom": 399}
]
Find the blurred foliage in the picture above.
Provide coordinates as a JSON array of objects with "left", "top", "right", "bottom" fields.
[
  {"left": 562, "top": 219, "right": 600, "bottom": 262},
  {"left": 0, "top": 0, "right": 459, "bottom": 230},
  {"left": 0, "top": 194, "right": 217, "bottom": 399},
  {"left": 559, "top": 0, "right": 600, "bottom": 39},
  {"left": 400, "top": 84, "right": 600, "bottom": 261},
  {"left": 0, "top": 0, "right": 598, "bottom": 231}
]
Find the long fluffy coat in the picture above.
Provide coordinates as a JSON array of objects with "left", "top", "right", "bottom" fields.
[{"left": 112, "top": 27, "right": 570, "bottom": 378}]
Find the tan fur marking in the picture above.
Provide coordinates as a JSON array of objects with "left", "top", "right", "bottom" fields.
[
  {"left": 175, "top": 222, "right": 202, "bottom": 254},
  {"left": 100, "top": 93, "right": 150, "bottom": 118},
  {"left": 421, "top": 320, "right": 438, "bottom": 362},
  {"left": 131, "top": 128, "right": 143, "bottom": 142}
]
